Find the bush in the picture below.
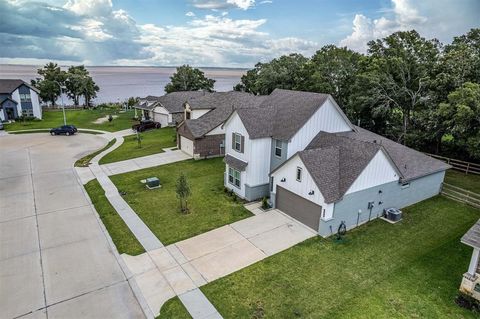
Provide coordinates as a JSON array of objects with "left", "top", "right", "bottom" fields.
[
  {"left": 232, "top": 194, "right": 237, "bottom": 202},
  {"left": 224, "top": 187, "right": 229, "bottom": 193},
  {"left": 261, "top": 197, "right": 269, "bottom": 210},
  {"left": 456, "top": 291, "right": 480, "bottom": 312}
]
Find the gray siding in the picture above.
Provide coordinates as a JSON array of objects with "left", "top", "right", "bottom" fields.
[
  {"left": 245, "top": 183, "right": 270, "bottom": 201},
  {"left": 318, "top": 171, "right": 446, "bottom": 237},
  {"left": 18, "top": 85, "right": 33, "bottom": 110},
  {"left": 2, "top": 99, "right": 18, "bottom": 120},
  {"left": 270, "top": 139, "right": 288, "bottom": 171}
]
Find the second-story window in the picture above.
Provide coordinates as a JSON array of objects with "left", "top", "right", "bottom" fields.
[
  {"left": 20, "top": 93, "right": 31, "bottom": 103},
  {"left": 234, "top": 133, "right": 242, "bottom": 152},
  {"left": 275, "top": 139, "right": 282, "bottom": 157}
]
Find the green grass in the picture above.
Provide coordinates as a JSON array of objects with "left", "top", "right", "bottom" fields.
[
  {"left": 161, "top": 196, "right": 480, "bottom": 318},
  {"left": 110, "top": 158, "right": 252, "bottom": 245},
  {"left": 4, "top": 108, "right": 135, "bottom": 132},
  {"left": 75, "top": 139, "right": 117, "bottom": 167},
  {"left": 99, "top": 127, "right": 177, "bottom": 164},
  {"left": 445, "top": 169, "right": 480, "bottom": 193},
  {"left": 157, "top": 297, "right": 192, "bottom": 319},
  {"left": 84, "top": 179, "right": 145, "bottom": 255}
]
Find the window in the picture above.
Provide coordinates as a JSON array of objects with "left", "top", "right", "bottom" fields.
[
  {"left": 234, "top": 133, "right": 242, "bottom": 152},
  {"left": 186, "top": 111, "right": 191, "bottom": 120},
  {"left": 228, "top": 167, "right": 241, "bottom": 188},
  {"left": 20, "top": 93, "right": 31, "bottom": 103},
  {"left": 22, "top": 109, "right": 33, "bottom": 117},
  {"left": 296, "top": 167, "right": 302, "bottom": 182},
  {"left": 275, "top": 139, "right": 282, "bottom": 157}
]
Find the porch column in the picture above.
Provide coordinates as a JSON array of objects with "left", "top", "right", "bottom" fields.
[{"left": 468, "top": 248, "right": 480, "bottom": 276}]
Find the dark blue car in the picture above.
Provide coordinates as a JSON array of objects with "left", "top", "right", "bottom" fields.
[{"left": 50, "top": 125, "right": 78, "bottom": 136}]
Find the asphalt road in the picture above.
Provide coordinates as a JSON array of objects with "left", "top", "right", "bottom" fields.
[{"left": 0, "top": 132, "right": 145, "bottom": 319}]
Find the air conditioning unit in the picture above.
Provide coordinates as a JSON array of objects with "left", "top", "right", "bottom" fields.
[
  {"left": 384, "top": 207, "right": 402, "bottom": 222},
  {"left": 146, "top": 177, "right": 160, "bottom": 189}
]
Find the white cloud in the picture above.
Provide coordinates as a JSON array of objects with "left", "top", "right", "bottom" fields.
[
  {"left": 186, "top": 11, "right": 195, "bottom": 17},
  {"left": 190, "top": 0, "right": 255, "bottom": 10},
  {"left": 339, "top": 0, "right": 479, "bottom": 52}
]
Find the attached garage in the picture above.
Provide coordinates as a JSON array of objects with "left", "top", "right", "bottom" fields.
[
  {"left": 154, "top": 112, "right": 169, "bottom": 127},
  {"left": 276, "top": 186, "right": 321, "bottom": 231},
  {"left": 180, "top": 136, "right": 194, "bottom": 157}
]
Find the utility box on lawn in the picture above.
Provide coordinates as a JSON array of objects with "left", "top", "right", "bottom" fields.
[{"left": 146, "top": 177, "right": 160, "bottom": 189}]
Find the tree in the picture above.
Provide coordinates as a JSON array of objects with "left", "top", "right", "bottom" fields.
[
  {"left": 65, "top": 65, "right": 92, "bottom": 106},
  {"left": 438, "top": 82, "right": 480, "bottom": 160},
  {"left": 165, "top": 65, "right": 215, "bottom": 93},
  {"left": 175, "top": 173, "right": 191, "bottom": 214},
  {"left": 234, "top": 54, "right": 308, "bottom": 95},
  {"left": 81, "top": 76, "right": 99, "bottom": 107},
  {"left": 358, "top": 30, "right": 441, "bottom": 144},
  {"left": 31, "top": 62, "right": 66, "bottom": 106}
]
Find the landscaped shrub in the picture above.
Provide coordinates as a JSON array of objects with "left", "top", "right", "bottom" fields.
[
  {"left": 261, "top": 197, "right": 269, "bottom": 210},
  {"left": 456, "top": 291, "right": 480, "bottom": 312},
  {"left": 232, "top": 193, "right": 237, "bottom": 202}
]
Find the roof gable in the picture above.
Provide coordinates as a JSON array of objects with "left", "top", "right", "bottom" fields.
[{"left": 0, "top": 79, "right": 38, "bottom": 94}]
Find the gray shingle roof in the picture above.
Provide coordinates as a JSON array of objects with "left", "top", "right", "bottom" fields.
[
  {"left": 462, "top": 219, "right": 480, "bottom": 249},
  {"left": 157, "top": 91, "right": 209, "bottom": 113},
  {"left": 181, "top": 92, "right": 266, "bottom": 138},
  {"left": 0, "top": 79, "right": 38, "bottom": 94},
  {"left": 224, "top": 154, "right": 248, "bottom": 171},
  {"left": 336, "top": 126, "right": 451, "bottom": 182},
  {"left": 299, "top": 132, "right": 381, "bottom": 203},
  {"left": 235, "top": 89, "right": 336, "bottom": 140}
]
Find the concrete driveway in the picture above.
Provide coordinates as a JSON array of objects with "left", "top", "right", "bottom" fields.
[{"left": 0, "top": 133, "right": 144, "bottom": 319}]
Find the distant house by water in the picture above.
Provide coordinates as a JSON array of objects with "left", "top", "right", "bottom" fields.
[{"left": 0, "top": 79, "right": 42, "bottom": 121}]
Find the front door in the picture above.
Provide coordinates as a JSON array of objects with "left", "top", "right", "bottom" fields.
[{"left": 5, "top": 107, "right": 15, "bottom": 120}]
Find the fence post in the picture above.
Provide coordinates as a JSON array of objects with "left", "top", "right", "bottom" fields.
[
  {"left": 466, "top": 163, "right": 470, "bottom": 175},
  {"left": 447, "top": 158, "right": 450, "bottom": 165}
]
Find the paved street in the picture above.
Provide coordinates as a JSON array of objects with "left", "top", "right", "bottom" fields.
[{"left": 0, "top": 133, "right": 145, "bottom": 319}]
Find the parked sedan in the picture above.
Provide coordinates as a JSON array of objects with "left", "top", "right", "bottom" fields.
[
  {"left": 50, "top": 125, "right": 78, "bottom": 136},
  {"left": 132, "top": 120, "right": 161, "bottom": 132}
]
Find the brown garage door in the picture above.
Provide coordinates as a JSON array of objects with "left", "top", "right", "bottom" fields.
[{"left": 276, "top": 186, "right": 321, "bottom": 231}]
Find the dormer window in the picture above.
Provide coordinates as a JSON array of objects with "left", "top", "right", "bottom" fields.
[{"left": 275, "top": 139, "right": 282, "bottom": 157}]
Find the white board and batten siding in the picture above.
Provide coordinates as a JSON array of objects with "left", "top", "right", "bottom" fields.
[
  {"left": 153, "top": 106, "right": 171, "bottom": 127},
  {"left": 287, "top": 97, "right": 353, "bottom": 158},
  {"left": 271, "top": 154, "right": 334, "bottom": 219},
  {"left": 224, "top": 112, "right": 272, "bottom": 197},
  {"left": 345, "top": 149, "right": 399, "bottom": 195}
]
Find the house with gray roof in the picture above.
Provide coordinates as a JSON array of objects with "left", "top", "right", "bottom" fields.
[
  {"left": 0, "top": 79, "right": 42, "bottom": 121},
  {"left": 134, "top": 91, "right": 208, "bottom": 127},
  {"left": 177, "top": 91, "right": 265, "bottom": 158},
  {"left": 223, "top": 89, "right": 450, "bottom": 237},
  {"left": 459, "top": 219, "right": 480, "bottom": 300}
]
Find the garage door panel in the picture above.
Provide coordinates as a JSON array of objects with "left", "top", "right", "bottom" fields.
[
  {"left": 276, "top": 186, "right": 321, "bottom": 231},
  {"left": 180, "top": 136, "right": 194, "bottom": 157}
]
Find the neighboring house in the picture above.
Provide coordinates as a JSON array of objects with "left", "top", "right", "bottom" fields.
[
  {"left": 134, "top": 91, "right": 207, "bottom": 127},
  {"left": 177, "top": 91, "right": 265, "bottom": 158},
  {"left": 459, "top": 219, "right": 480, "bottom": 300},
  {"left": 0, "top": 79, "right": 41, "bottom": 121},
  {"left": 223, "top": 89, "right": 450, "bottom": 237}
]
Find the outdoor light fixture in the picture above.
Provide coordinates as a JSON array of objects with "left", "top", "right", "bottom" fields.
[
  {"left": 378, "top": 190, "right": 383, "bottom": 194},
  {"left": 308, "top": 190, "right": 314, "bottom": 195},
  {"left": 281, "top": 178, "right": 286, "bottom": 182}
]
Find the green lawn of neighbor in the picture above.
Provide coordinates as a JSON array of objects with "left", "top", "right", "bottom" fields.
[
  {"left": 75, "top": 138, "right": 116, "bottom": 167},
  {"left": 445, "top": 169, "right": 480, "bottom": 194},
  {"left": 99, "top": 127, "right": 177, "bottom": 164},
  {"left": 4, "top": 108, "right": 135, "bottom": 132},
  {"left": 159, "top": 196, "right": 480, "bottom": 318},
  {"left": 84, "top": 179, "right": 145, "bottom": 255},
  {"left": 110, "top": 158, "right": 252, "bottom": 245}
]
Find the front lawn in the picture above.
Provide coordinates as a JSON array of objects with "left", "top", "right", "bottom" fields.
[
  {"left": 99, "top": 127, "right": 176, "bottom": 164},
  {"left": 84, "top": 179, "right": 145, "bottom": 255},
  {"left": 110, "top": 158, "right": 252, "bottom": 245},
  {"left": 75, "top": 138, "right": 116, "bottom": 167},
  {"left": 160, "top": 196, "right": 480, "bottom": 318},
  {"left": 4, "top": 108, "right": 135, "bottom": 132},
  {"left": 445, "top": 169, "right": 480, "bottom": 193}
]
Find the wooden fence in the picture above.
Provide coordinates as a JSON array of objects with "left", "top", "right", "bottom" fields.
[
  {"left": 442, "top": 183, "right": 480, "bottom": 209},
  {"left": 425, "top": 153, "right": 480, "bottom": 175}
]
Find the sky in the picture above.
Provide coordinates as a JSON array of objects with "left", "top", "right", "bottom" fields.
[{"left": 1, "top": 0, "right": 479, "bottom": 68}]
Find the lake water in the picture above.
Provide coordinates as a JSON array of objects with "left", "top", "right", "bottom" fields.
[{"left": 0, "top": 64, "right": 246, "bottom": 105}]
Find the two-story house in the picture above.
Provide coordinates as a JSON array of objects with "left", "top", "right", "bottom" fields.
[
  {"left": 177, "top": 91, "right": 265, "bottom": 158},
  {"left": 0, "top": 79, "right": 42, "bottom": 121},
  {"left": 223, "top": 89, "right": 450, "bottom": 237}
]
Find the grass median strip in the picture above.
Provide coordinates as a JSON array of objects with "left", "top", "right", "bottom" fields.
[
  {"left": 99, "top": 127, "right": 176, "bottom": 164},
  {"left": 159, "top": 196, "right": 480, "bottom": 318},
  {"left": 84, "top": 179, "right": 145, "bottom": 256},
  {"left": 75, "top": 138, "right": 117, "bottom": 167},
  {"left": 110, "top": 157, "right": 252, "bottom": 245},
  {"left": 157, "top": 297, "right": 192, "bottom": 319}
]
